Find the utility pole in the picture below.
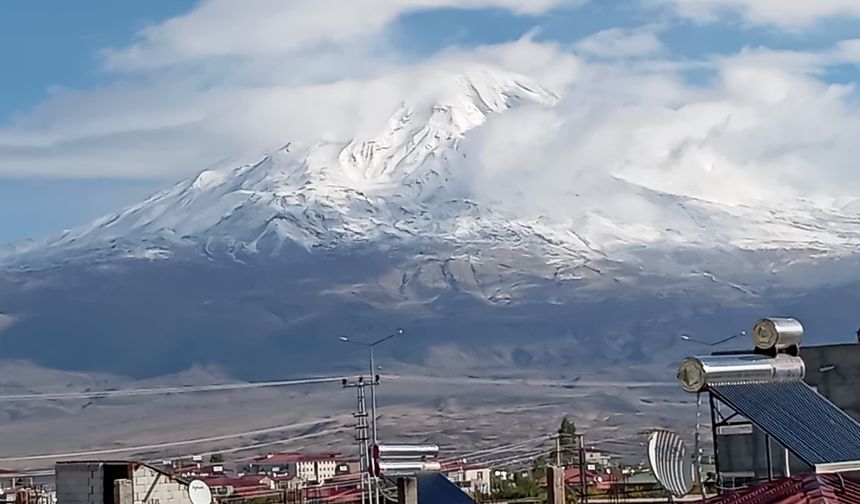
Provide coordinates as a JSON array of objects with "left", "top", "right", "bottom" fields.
[
  {"left": 555, "top": 434, "right": 562, "bottom": 467},
  {"left": 339, "top": 329, "right": 404, "bottom": 504},
  {"left": 343, "top": 377, "right": 371, "bottom": 504},
  {"left": 547, "top": 465, "right": 566, "bottom": 504},
  {"left": 369, "top": 349, "right": 381, "bottom": 504},
  {"left": 577, "top": 434, "right": 587, "bottom": 504}
]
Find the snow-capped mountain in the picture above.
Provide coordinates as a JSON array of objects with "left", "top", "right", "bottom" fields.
[
  {"left": 6, "top": 66, "right": 860, "bottom": 280},
  {"left": 3, "top": 68, "right": 560, "bottom": 263},
  {"left": 3, "top": 66, "right": 860, "bottom": 379}
]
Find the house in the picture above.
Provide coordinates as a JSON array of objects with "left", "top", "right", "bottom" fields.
[
  {"left": 440, "top": 461, "right": 491, "bottom": 495},
  {"left": 247, "top": 453, "right": 349, "bottom": 483},
  {"left": 609, "top": 470, "right": 664, "bottom": 498},
  {"left": 271, "top": 474, "right": 304, "bottom": 491},
  {"left": 201, "top": 475, "right": 276, "bottom": 497},
  {"left": 540, "top": 468, "right": 610, "bottom": 492},
  {"left": 585, "top": 448, "right": 612, "bottom": 468},
  {"left": 319, "top": 473, "right": 361, "bottom": 490},
  {"left": 56, "top": 461, "right": 195, "bottom": 504},
  {"left": 171, "top": 465, "right": 227, "bottom": 479}
]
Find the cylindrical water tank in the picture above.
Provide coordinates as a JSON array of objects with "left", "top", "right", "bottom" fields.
[
  {"left": 375, "top": 461, "right": 442, "bottom": 476},
  {"left": 677, "top": 354, "right": 805, "bottom": 392},
  {"left": 753, "top": 317, "right": 803, "bottom": 351},
  {"left": 373, "top": 444, "right": 439, "bottom": 459}
]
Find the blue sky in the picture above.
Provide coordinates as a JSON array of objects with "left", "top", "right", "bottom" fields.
[
  {"left": 1, "top": 0, "right": 859, "bottom": 244},
  {"left": 0, "top": 0, "right": 194, "bottom": 243}
]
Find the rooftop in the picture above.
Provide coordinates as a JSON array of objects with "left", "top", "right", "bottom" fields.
[
  {"left": 702, "top": 474, "right": 860, "bottom": 504},
  {"left": 252, "top": 453, "right": 344, "bottom": 464}
]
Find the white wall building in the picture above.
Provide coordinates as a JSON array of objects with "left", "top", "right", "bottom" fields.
[
  {"left": 248, "top": 453, "right": 346, "bottom": 483},
  {"left": 56, "top": 462, "right": 195, "bottom": 504},
  {"left": 444, "top": 463, "right": 491, "bottom": 495},
  {"left": 584, "top": 449, "right": 611, "bottom": 468}
]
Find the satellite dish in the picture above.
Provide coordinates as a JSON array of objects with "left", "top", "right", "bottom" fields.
[
  {"left": 647, "top": 430, "right": 694, "bottom": 497},
  {"left": 188, "top": 480, "right": 212, "bottom": 504}
]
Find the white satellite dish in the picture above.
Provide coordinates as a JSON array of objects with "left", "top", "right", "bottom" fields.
[
  {"left": 188, "top": 480, "right": 212, "bottom": 504},
  {"left": 647, "top": 430, "right": 694, "bottom": 497}
]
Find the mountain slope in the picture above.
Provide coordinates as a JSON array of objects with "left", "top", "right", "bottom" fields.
[{"left": 2, "top": 66, "right": 860, "bottom": 379}]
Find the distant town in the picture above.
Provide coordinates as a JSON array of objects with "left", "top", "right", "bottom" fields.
[{"left": 3, "top": 318, "right": 860, "bottom": 504}]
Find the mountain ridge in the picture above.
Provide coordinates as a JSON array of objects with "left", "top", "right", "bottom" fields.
[{"left": 3, "top": 65, "right": 860, "bottom": 380}]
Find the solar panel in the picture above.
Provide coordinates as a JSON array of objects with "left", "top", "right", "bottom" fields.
[
  {"left": 416, "top": 473, "right": 477, "bottom": 504},
  {"left": 711, "top": 381, "right": 860, "bottom": 468}
]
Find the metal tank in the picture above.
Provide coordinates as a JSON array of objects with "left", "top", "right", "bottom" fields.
[
  {"left": 677, "top": 354, "right": 805, "bottom": 392},
  {"left": 752, "top": 317, "right": 804, "bottom": 352}
]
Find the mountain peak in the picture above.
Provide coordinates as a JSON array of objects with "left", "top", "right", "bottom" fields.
[
  {"left": 8, "top": 65, "right": 860, "bottom": 277},
  {"left": 336, "top": 67, "right": 558, "bottom": 184},
  {"left": 0, "top": 66, "right": 561, "bottom": 265}
]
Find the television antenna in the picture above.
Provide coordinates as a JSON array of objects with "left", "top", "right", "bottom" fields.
[
  {"left": 188, "top": 480, "right": 212, "bottom": 504},
  {"left": 646, "top": 430, "right": 694, "bottom": 498}
]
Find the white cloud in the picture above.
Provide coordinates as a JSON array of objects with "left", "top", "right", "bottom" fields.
[
  {"left": 662, "top": 0, "right": 860, "bottom": 28},
  {"left": 104, "top": 0, "right": 581, "bottom": 72},
  {"left": 459, "top": 43, "right": 860, "bottom": 213},
  {"left": 0, "top": 0, "right": 584, "bottom": 179},
  {"left": 3, "top": 0, "right": 860, "bottom": 222},
  {"left": 575, "top": 27, "right": 664, "bottom": 58},
  {"left": 0, "top": 36, "right": 579, "bottom": 179}
]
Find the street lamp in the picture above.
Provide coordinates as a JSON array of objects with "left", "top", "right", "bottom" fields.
[
  {"left": 339, "top": 328, "right": 405, "bottom": 447},
  {"left": 339, "top": 329, "right": 404, "bottom": 504},
  {"left": 680, "top": 331, "right": 746, "bottom": 347}
]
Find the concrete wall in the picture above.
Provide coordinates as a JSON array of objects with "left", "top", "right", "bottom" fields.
[
  {"left": 130, "top": 465, "right": 192, "bottom": 504},
  {"left": 802, "top": 343, "right": 860, "bottom": 422},
  {"left": 56, "top": 463, "right": 104, "bottom": 504}
]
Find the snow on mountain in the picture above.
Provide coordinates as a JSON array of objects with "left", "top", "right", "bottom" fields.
[
  {"left": 4, "top": 65, "right": 860, "bottom": 283},
  {"left": 6, "top": 67, "right": 860, "bottom": 381}
]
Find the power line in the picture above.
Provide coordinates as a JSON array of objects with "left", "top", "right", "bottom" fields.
[
  {"left": 0, "top": 376, "right": 347, "bottom": 403},
  {"left": 9, "top": 425, "right": 352, "bottom": 476},
  {"left": 0, "top": 415, "right": 351, "bottom": 463},
  {"left": 448, "top": 436, "right": 551, "bottom": 461},
  {"left": 476, "top": 449, "right": 549, "bottom": 469}
]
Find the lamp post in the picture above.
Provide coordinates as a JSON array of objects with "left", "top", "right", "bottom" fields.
[
  {"left": 339, "top": 328, "right": 405, "bottom": 504},
  {"left": 680, "top": 331, "right": 746, "bottom": 347}
]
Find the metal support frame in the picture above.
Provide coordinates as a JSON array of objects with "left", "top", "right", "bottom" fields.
[
  {"left": 709, "top": 391, "right": 771, "bottom": 489},
  {"left": 766, "top": 435, "right": 773, "bottom": 481},
  {"left": 708, "top": 392, "right": 721, "bottom": 494},
  {"left": 344, "top": 378, "right": 372, "bottom": 504},
  {"left": 707, "top": 389, "right": 836, "bottom": 487}
]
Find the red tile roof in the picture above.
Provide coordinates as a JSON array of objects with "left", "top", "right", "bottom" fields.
[
  {"left": 703, "top": 474, "right": 860, "bottom": 504},
  {"left": 321, "top": 488, "right": 362, "bottom": 504},
  {"left": 325, "top": 473, "right": 362, "bottom": 485},
  {"left": 202, "top": 475, "right": 273, "bottom": 489}
]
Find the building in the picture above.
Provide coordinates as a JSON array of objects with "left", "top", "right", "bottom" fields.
[
  {"left": 608, "top": 471, "right": 667, "bottom": 499},
  {"left": 585, "top": 448, "right": 612, "bottom": 468},
  {"left": 801, "top": 342, "right": 860, "bottom": 422},
  {"left": 170, "top": 465, "right": 227, "bottom": 479},
  {"left": 702, "top": 338, "right": 860, "bottom": 486},
  {"left": 56, "top": 461, "right": 194, "bottom": 504},
  {"left": 247, "top": 453, "right": 350, "bottom": 483},
  {"left": 201, "top": 475, "right": 276, "bottom": 498},
  {"left": 441, "top": 462, "right": 491, "bottom": 495},
  {"left": 540, "top": 468, "right": 610, "bottom": 492}
]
